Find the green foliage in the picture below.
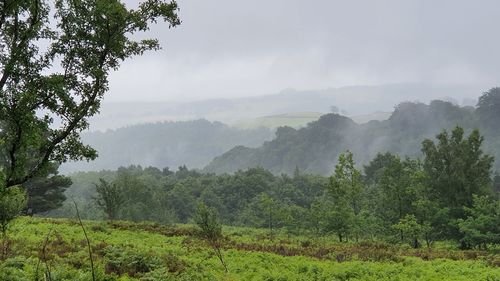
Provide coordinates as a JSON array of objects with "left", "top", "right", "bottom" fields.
[
  {"left": 422, "top": 127, "right": 494, "bottom": 238},
  {"left": 239, "top": 193, "right": 284, "bottom": 233},
  {"left": 0, "top": 0, "right": 180, "bottom": 189},
  {"left": 41, "top": 126, "right": 498, "bottom": 248},
  {"left": 476, "top": 87, "right": 500, "bottom": 136},
  {"left": 458, "top": 195, "right": 500, "bottom": 248},
  {"left": 393, "top": 215, "right": 427, "bottom": 248},
  {"left": 194, "top": 203, "right": 227, "bottom": 272},
  {"left": 374, "top": 156, "right": 416, "bottom": 226},
  {"left": 194, "top": 203, "right": 222, "bottom": 242},
  {"left": 0, "top": 183, "right": 27, "bottom": 236},
  {"left": 103, "top": 246, "right": 163, "bottom": 277},
  {"left": 207, "top": 93, "right": 500, "bottom": 175},
  {"left": 363, "top": 152, "right": 399, "bottom": 185},
  {"left": 94, "top": 179, "right": 125, "bottom": 220},
  {"left": 63, "top": 120, "right": 273, "bottom": 173},
  {"left": 24, "top": 163, "right": 72, "bottom": 214},
  {"left": 327, "top": 151, "right": 365, "bottom": 241},
  {"left": 1, "top": 217, "right": 499, "bottom": 280}
]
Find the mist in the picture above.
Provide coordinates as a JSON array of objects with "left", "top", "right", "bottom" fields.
[{"left": 105, "top": 0, "right": 500, "bottom": 103}]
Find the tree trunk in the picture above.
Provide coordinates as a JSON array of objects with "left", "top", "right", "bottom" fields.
[{"left": 413, "top": 237, "right": 420, "bottom": 249}]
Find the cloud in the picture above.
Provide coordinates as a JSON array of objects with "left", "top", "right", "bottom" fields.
[{"left": 108, "top": 0, "right": 500, "bottom": 102}]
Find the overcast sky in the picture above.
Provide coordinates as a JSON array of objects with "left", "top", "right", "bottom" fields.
[{"left": 107, "top": 0, "right": 500, "bottom": 102}]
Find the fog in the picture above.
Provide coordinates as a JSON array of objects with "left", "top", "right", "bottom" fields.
[{"left": 107, "top": 0, "right": 500, "bottom": 102}]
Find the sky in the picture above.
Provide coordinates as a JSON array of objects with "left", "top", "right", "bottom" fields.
[{"left": 107, "top": 0, "right": 500, "bottom": 102}]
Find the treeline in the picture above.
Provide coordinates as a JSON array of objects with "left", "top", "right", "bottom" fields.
[
  {"left": 51, "top": 126, "right": 500, "bottom": 249},
  {"left": 206, "top": 88, "right": 500, "bottom": 175}
]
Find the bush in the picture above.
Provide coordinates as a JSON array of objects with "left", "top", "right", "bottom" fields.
[{"left": 104, "top": 246, "right": 162, "bottom": 277}]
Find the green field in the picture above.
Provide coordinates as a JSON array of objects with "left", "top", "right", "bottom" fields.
[
  {"left": 232, "top": 112, "right": 323, "bottom": 129},
  {"left": 1, "top": 217, "right": 498, "bottom": 281}
]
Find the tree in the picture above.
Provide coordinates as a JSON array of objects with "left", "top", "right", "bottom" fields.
[
  {"left": 458, "top": 195, "right": 500, "bottom": 249},
  {"left": 327, "top": 151, "right": 365, "bottom": 241},
  {"left": 422, "top": 126, "right": 494, "bottom": 238},
  {"left": 93, "top": 178, "right": 125, "bottom": 220},
  {"left": 363, "top": 152, "right": 399, "bottom": 185},
  {"left": 238, "top": 193, "right": 284, "bottom": 233},
  {"left": 0, "top": 0, "right": 180, "bottom": 189},
  {"left": 374, "top": 157, "right": 419, "bottom": 240},
  {"left": 393, "top": 214, "right": 425, "bottom": 248},
  {"left": 194, "top": 203, "right": 228, "bottom": 273},
  {"left": 24, "top": 163, "right": 72, "bottom": 214},
  {"left": 476, "top": 87, "right": 500, "bottom": 136}
]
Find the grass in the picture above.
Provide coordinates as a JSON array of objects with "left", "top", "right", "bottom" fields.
[{"left": 0, "top": 217, "right": 498, "bottom": 280}]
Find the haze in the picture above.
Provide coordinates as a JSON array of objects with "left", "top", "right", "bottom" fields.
[{"left": 107, "top": 0, "right": 500, "bottom": 102}]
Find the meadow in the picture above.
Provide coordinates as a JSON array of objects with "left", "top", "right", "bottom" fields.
[{"left": 0, "top": 217, "right": 498, "bottom": 281}]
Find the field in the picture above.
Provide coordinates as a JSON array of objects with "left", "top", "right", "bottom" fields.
[
  {"left": 0, "top": 217, "right": 498, "bottom": 281},
  {"left": 232, "top": 112, "right": 323, "bottom": 129}
]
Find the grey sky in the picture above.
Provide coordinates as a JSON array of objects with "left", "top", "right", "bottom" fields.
[{"left": 107, "top": 0, "right": 500, "bottom": 102}]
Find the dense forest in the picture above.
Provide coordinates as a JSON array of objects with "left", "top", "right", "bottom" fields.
[
  {"left": 206, "top": 88, "right": 500, "bottom": 175},
  {"left": 46, "top": 124, "right": 499, "bottom": 249},
  {"left": 61, "top": 120, "right": 273, "bottom": 173}
]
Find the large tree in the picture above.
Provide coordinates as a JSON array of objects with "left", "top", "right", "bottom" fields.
[
  {"left": 422, "top": 126, "right": 494, "bottom": 237},
  {"left": 24, "top": 163, "right": 71, "bottom": 214},
  {"left": 0, "top": 0, "right": 180, "bottom": 189},
  {"left": 94, "top": 178, "right": 124, "bottom": 220},
  {"left": 327, "top": 151, "right": 365, "bottom": 241}
]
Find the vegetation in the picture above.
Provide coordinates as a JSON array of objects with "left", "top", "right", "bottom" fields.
[
  {"left": 0, "top": 0, "right": 180, "bottom": 252},
  {"left": 233, "top": 112, "right": 323, "bottom": 129},
  {"left": 94, "top": 179, "right": 125, "bottom": 221},
  {"left": 24, "top": 163, "right": 72, "bottom": 215},
  {"left": 0, "top": 217, "right": 498, "bottom": 280},
  {"left": 0, "top": 0, "right": 180, "bottom": 190},
  {"left": 61, "top": 120, "right": 273, "bottom": 173},
  {"left": 206, "top": 89, "right": 500, "bottom": 175},
  {"left": 47, "top": 127, "right": 499, "bottom": 251},
  {"left": 194, "top": 203, "right": 228, "bottom": 273},
  {"left": 0, "top": 1, "right": 497, "bottom": 280}
]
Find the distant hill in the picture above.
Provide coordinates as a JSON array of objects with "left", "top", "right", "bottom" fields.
[
  {"left": 205, "top": 94, "right": 500, "bottom": 175},
  {"left": 350, "top": 111, "right": 392, "bottom": 124},
  {"left": 60, "top": 120, "right": 273, "bottom": 173},
  {"left": 233, "top": 111, "right": 393, "bottom": 129},
  {"left": 88, "top": 84, "right": 482, "bottom": 131},
  {"left": 233, "top": 112, "right": 324, "bottom": 129}
]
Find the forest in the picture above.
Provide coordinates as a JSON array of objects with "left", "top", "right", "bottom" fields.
[
  {"left": 47, "top": 125, "right": 500, "bottom": 250},
  {"left": 207, "top": 89, "right": 500, "bottom": 175},
  {"left": 61, "top": 120, "right": 272, "bottom": 173},
  {"left": 0, "top": 0, "right": 499, "bottom": 280}
]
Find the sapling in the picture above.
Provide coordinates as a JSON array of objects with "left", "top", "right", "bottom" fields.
[{"left": 194, "top": 203, "right": 228, "bottom": 273}]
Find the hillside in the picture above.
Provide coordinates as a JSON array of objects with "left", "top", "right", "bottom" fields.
[
  {"left": 233, "top": 112, "right": 324, "bottom": 129},
  {"left": 60, "top": 120, "right": 273, "bottom": 174},
  {"left": 1, "top": 218, "right": 498, "bottom": 280},
  {"left": 88, "top": 84, "right": 481, "bottom": 131},
  {"left": 205, "top": 96, "right": 500, "bottom": 175}
]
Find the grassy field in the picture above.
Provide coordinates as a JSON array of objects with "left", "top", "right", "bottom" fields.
[
  {"left": 0, "top": 217, "right": 499, "bottom": 281},
  {"left": 232, "top": 112, "right": 323, "bottom": 129}
]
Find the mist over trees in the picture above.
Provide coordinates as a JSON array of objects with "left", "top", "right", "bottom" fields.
[
  {"left": 61, "top": 120, "right": 273, "bottom": 173},
  {"left": 49, "top": 126, "right": 498, "bottom": 249},
  {"left": 206, "top": 89, "right": 500, "bottom": 175}
]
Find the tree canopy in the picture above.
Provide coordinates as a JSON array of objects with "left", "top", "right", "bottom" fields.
[{"left": 0, "top": 0, "right": 180, "bottom": 188}]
